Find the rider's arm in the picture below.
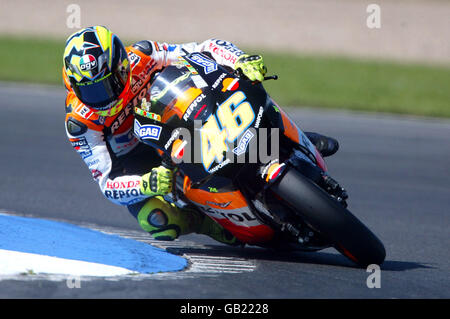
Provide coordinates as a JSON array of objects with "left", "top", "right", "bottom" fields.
[
  {"left": 65, "top": 96, "right": 149, "bottom": 206},
  {"left": 134, "top": 38, "right": 247, "bottom": 71}
]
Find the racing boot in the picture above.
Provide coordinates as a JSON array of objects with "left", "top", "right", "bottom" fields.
[
  {"left": 129, "top": 196, "right": 242, "bottom": 245},
  {"left": 130, "top": 196, "right": 198, "bottom": 240},
  {"left": 188, "top": 207, "right": 243, "bottom": 246},
  {"left": 305, "top": 132, "right": 339, "bottom": 157}
]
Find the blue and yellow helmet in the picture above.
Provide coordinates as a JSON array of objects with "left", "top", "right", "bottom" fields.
[{"left": 63, "top": 26, "right": 130, "bottom": 115}]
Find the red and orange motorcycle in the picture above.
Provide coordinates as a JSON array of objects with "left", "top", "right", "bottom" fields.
[{"left": 133, "top": 52, "right": 386, "bottom": 267}]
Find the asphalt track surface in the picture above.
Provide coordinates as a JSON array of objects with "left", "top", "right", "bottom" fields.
[{"left": 0, "top": 82, "right": 449, "bottom": 299}]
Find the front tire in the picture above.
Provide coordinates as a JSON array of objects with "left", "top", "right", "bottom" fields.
[{"left": 270, "top": 167, "right": 386, "bottom": 267}]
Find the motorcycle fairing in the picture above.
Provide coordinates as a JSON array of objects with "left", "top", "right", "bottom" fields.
[
  {"left": 271, "top": 102, "right": 327, "bottom": 172},
  {"left": 133, "top": 53, "right": 325, "bottom": 245},
  {"left": 183, "top": 176, "right": 274, "bottom": 244}
]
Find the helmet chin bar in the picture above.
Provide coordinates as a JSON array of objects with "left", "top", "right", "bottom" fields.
[{"left": 89, "top": 71, "right": 132, "bottom": 117}]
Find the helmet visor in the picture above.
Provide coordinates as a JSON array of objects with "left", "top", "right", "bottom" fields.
[{"left": 72, "top": 71, "right": 126, "bottom": 109}]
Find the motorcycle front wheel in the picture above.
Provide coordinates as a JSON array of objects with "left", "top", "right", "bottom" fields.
[{"left": 270, "top": 167, "right": 386, "bottom": 267}]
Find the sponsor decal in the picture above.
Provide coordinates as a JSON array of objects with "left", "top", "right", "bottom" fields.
[
  {"left": 131, "top": 76, "right": 144, "bottom": 94},
  {"left": 183, "top": 93, "right": 206, "bottom": 121},
  {"left": 104, "top": 189, "right": 143, "bottom": 200},
  {"left": 175, "top": 56, "right": 198, "bottom": 75},
  {"left": 212, "top": 72, "right": 227, "bottom": 89},
  {"left": 213, "top": 40, "right": 245, "bottom": 57},
  {"left": 208, "top": 43, "right": 239, "bottom": 64},
  {"left": 86, "top": 159, "right": 99, "bottom": 168},
  {"left": 221, "top": 78, "right": 239, "bottom": 92},
  {"left": 171, "top": 139, "right": 187, "bottom": 160},
  {"left": 106, "top": 180, "right": 141, "bottom": 189},
  {"left": 261, "top": 159, "right": 285, "bottom": 182},
  {"left": 131, "top": 81, "right": 152, "bottom": 108},
  {"left": 127, "top": 51, "right": 141, "bottom": 69},
  {"left": 109, "top": 104, "right": 133, "bottom": 135},
  {"left": 165, "top": 128, "right": 181, "bottom": 150},
  {"left": 79, "top": 54, "right": 97, "bottom": 71},
  {"left": 134, "top": 107, "right": 161, "bottom": 121},
  {"left": 131, "top": 60, "right": 156, "bottom": 94},
  {"left": 134, "top": 119, "right": 162, "bottom": 140},
  {"left": 191, "top": 75, "right": 208, "bottom": 89},
  {"left": 91, "top": 169, "right": 102, "bottom": 180},
  {"left": 207, "top": 40, "right": 245, "bottom": 65},
  {"left": 208, "top": 187, "right": 218, "bottom": 193},
  {"left": 254, "top": 106, "right": 264, "bottom": 128},
  {"left": 194, "top": 104, "right": 207, "bottom": 119},
  {"left": 200, "top": 205, "right": 261, "bottom": 227},
  {"left": 75, "top": 105, "right": 94, "bottom": 119},
  {"left": 266, "top": 163, "right": 285, "bottom": 182},
  {"left": 208, "top": 158, "right": 231, "bottom": 173},
  {"left": 260, "top": 159, "right": 279, "bottom": 179},
  {"left": 233, "top": 129, "right": 255, "bottom": 156},
  {"left": 185, "top": 53, "right": 217, "bottom": 74},
  {"left": 70, "top": 137, "right": 92, "bottom": 159},
  {"left": 153, "top": 42, "right": 168, "bottom": 52}
]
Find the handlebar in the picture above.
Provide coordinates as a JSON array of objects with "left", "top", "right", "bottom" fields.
[
  {"left": 161, "top": 153, "right": 175, "bottom": 169},
  {"left": 264, "top": 75, "right": 278, "bottom": 81}
]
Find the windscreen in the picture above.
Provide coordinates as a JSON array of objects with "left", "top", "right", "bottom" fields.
[{"left": 148, "top": 65, "right": 209, "bottom": 123}]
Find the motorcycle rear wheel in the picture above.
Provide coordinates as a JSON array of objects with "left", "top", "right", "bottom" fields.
[{"left": 270, "top": 168, "right": 386, "bottom": 267}]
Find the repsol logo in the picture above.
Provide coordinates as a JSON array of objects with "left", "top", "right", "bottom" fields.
[
  {"left": 110, "top": 104, "right": 133, "bottom": 135},
  {"left": 212, "top": 73, "right": 227, "bottom": 89},
  {"left": 104, "top": 188, "right": 143, "bottom": 200},
  {"left": 109, "top": 79, "right": 151, "bottom": 135},
  {"left": 202, "top": 206, "right": 260, "bottom": 227},
  {"left": 183, "top": 94, "right": 206, "bottom": 121},
  {"left": 165, "top": 128, "right": 181, "bottom": 150}
]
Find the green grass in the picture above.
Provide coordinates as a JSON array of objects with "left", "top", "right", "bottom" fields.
[
  {"left": 0, "top": 35, "right": 64, "bottom": 85},
  {"left": 1, "top": 35, "right": 449, "bottom": 118},
  {"left": 260, "top": 51, "right": 450, "bottom": 118}
]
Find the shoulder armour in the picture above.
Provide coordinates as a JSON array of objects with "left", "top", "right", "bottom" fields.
[
  {"left": 66, "top": 116, "right": 88, "bottom": 136},
  {"left": 132, "top": 40, "right": 153, "bottom": 56}
]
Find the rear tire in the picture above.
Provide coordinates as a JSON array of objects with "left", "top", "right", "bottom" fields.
[{"left": 270, "top": 167, "right": 386, "bottom": 267}]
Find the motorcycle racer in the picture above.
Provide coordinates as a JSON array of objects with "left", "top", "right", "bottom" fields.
[{"left": 63, "top": 26, "right": 338, "bottom": 244}]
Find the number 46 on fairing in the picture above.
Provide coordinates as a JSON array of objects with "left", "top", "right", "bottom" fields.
[{"left": 201, "top": 91, "right": 255, "bottom": 171}]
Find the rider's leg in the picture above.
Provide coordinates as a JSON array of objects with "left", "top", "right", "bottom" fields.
[
  {"left": 304, "top": 132, "right": 339, "bottom": 157},
  {"left": 127, "top": 196, "right": 241, "bottom": 245}
]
